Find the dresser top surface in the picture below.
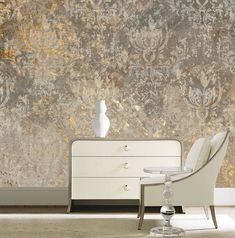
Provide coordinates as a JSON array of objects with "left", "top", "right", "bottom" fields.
[{"left": 71, "top": 138, "right": 181, "bottom": 142}]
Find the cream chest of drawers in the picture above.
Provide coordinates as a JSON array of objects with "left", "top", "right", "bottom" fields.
[{"left": 68, "top": 139, "right": 181, "bottom": 211}]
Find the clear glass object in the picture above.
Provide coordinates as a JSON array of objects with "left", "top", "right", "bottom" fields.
[
  {"left": 144, "top": 167, "right": 192, "bottom": 237},
  {"left": 150, "top": 174, "right": 185, "bottom": 237}
]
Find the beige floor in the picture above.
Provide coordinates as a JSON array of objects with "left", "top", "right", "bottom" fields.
[
  {"left": 186, "top": 207, "right": 235, "bottom": 220},
  {"left": 0, "top": 206, "right": 235, "bottom": 225},
  {"left": 0, "top": 206, "right": 234, "bottom": 238}
]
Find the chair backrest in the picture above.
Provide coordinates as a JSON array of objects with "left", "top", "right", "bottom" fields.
[
  {"left": 204, "top": 130, "right": 230, "bottom": 187},
  {"left": 209, "top": 131, "right": 228, "bottom": 160},
  {"left": 184, "top": 137, "right": 211, "bottom": 171},
  {"left": 171, "top": 130, "right": 230, "bottom": 206}
]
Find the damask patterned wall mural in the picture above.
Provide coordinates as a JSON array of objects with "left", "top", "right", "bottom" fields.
[{"left": 0, "top": 0, "right": 234, "bottom": 187}]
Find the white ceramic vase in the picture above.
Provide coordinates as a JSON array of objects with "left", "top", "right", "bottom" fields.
[{"left": 92, "top": 100, "right": 110, "bottom": 137}]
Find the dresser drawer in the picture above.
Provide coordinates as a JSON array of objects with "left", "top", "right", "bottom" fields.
[
  {"left": 72, "top": 156, "right": 181, "bottom": 177},
  {"left": 72, "top": 178, "right": 140, "bottom": 199},
  {"left": 72, "top": 140, "right": 181, "bottom": 157}
]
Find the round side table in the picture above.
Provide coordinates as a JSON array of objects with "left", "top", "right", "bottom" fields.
[{"left": 144, "top": 166, "right": 192, "bottom": 237}]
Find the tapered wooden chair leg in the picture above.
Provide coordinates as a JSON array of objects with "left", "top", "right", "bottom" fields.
[
  {"left": 203, "top": 206, "right": 209, "bottom": 219},
  {"left": 138, "top": 205, "right": 145, "bottom": 230},
  {"left": 138, "top": 185, "right": 145, "bottom": 230},
  {"left": 210, "top": 205, "right": 218, "bottom": 229}
]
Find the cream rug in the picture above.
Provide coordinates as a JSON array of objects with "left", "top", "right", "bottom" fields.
[{"left": 0, "top": 214, "right": 234, "bottom": 237}]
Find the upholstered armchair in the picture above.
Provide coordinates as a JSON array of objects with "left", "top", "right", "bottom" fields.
[{"left": 138, "top": 130, "right": 230, "bottom": 230}]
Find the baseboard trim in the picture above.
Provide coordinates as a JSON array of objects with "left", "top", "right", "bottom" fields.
[
  {"left": 214, "top": 188, "right": 235, "bottom": 206},
  {"left": 0, "top": 187, "right": 68, "bottom": 206},
  {"left": 0, "top": 187, "right": 234, "bottom": 206}
]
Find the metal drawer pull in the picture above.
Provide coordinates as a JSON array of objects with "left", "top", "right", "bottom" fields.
[
  {"left": 123, "top": 162, "right": 129, "bottom": 169},
  {"left": 124, "top": 145, "right": 129, "bottom": 151},
  {"left": 124, "top": 185, "right": 129, "bottom": 191}
]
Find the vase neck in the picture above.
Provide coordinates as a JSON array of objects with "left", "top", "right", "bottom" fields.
[{"left": 95, "top": 100, "right": 107, "bottom": 113}]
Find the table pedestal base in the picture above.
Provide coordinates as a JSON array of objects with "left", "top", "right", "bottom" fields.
[
  {"left": 150, "top": 226, "right": 185, "bottom": 237},
  {"left": 143, "top": 169, "right": 191, "bottom": 237}
]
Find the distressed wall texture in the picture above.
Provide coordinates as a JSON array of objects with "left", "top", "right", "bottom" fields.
[{"left": 0, "top": 0, "right": 234, "bottom": 187}]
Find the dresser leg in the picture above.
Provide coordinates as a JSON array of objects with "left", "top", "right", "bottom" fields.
[
  {"left": 137, "top": 201, "right": 141, "bottom": 218},
  {"left": 67, "top": 199, "right": 72, "bottom": 213}
]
